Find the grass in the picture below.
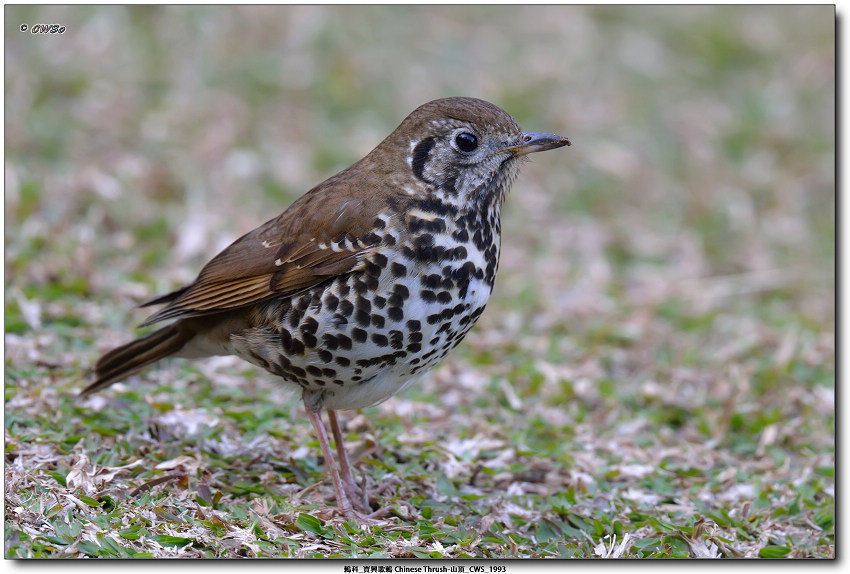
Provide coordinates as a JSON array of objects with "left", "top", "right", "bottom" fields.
[{"left": 4, "top": 5, "right": 834, "bottom": 559}]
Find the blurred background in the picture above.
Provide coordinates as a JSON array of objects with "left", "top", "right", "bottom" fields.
[
  {"left": 3, "top": 4, "right": 835, "bottom": 558},
  {"left": 5, "top": 5, "right": 834, "bottom": 330}
]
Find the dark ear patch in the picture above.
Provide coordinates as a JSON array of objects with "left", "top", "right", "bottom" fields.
[{"left": 411, "top": 137, "right": 436, "bottom": 182}]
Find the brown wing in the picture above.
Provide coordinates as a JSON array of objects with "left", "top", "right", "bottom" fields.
[{"left": 138, "top": 181, "right": 392, "bottom": 327}]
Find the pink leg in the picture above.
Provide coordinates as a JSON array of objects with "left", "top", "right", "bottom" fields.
[
  {"left": 328, "top": 409, "right": 369, "bottom": 512},
  {"left": 306, "top": 407, "right": 354, "bottom": 518}
]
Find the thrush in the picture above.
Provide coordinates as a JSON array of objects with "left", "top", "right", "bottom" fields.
[{"left": 84, "top": 97, "right": 570, "bottom": 521}]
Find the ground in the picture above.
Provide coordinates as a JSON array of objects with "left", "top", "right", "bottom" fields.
[{"left": 4, "top": 5, "right": 835, "bottom": 559}]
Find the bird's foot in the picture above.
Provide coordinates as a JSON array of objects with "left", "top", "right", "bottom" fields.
[{"left": 340, "top": 474, "right": 371, "bottom": 514}]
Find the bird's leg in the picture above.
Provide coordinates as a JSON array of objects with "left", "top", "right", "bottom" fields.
[
  {"left": 327, "top": 410, "right": 393, "bottom": 521},
  {"left": 306, "top": 406, "right": 355, "bottom": 518},
  {"left": 327, "top": 409, "right": 369, "bottom": 512}
]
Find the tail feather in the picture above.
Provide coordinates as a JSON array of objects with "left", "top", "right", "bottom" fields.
[{"left": 82, "top": 323, "right": 195, "bottom": 396}]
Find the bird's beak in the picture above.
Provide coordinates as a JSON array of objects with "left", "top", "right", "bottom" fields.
[{"left": 503, "top": 132, "right": 571, "bottom": 156}]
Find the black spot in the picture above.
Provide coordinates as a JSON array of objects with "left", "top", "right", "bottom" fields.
[
  {"left": 426, "top": 313, "right": 440, "bottom": 325},
  {"left": 303, "top": 332, "right": 317, "bottom": 348},
  {"left": 339, "top": 299, "right": 354, "bottom": 317},
  {"left": 421, "top": 273, "right": 441, "bottom": 289},
  {"left": 289, "top": 339, "right": 306, "bottom": 355},
  {"left": 318, "top": 349, "right": 333, "bottom": 363},
  {"left": 373, "top": 218, "right": 386, "bottom": 229},
  {"left": 355, "top": 309, "right": 371, "bottom": 327},
  {"left": 452, "top": 228, "right": 469, "bottom": 243},
  {"left": 337, "top": 334, "right": 353, "bottom": 350},
  {"left": 355, "top": 296, "right": 372, "bottom": 314},
  {"left": 389, "top": 330, "right": 404, "bottom": 350},
  {"left": 379, "top": 351, "right": 405, "bottom": 365},
  {"left": 306, "top": 365, "right": 322, "bottom": 377},
  {"left": 333, "top": 379, "right": 345, "bottom": 386},
  {"left": 372, "top": 252, "right": 388, "bottom": 269},
  {"left": 279, "top": 328, "right": 292, "bottom": 349},
  {"left": 364, "top": 273, "right": 379, "bottom": 290},
  {"left": 352, "top": 328, "right": 368, "bottom": 343},
  {"left": 332, "top": 313, "right": 348, "bottom": 327},
  {"left": 290, "top": 365, "right": 307, "bottom": 378},
  {"left": 301, "top": 317, "right": 319, "bottom": 335},
  {"left": 387, "top": 306, "right": 404, "bottom": 321},
  {"left": 470, "top": 306, "right": 486, "bottom": 321},
  {"left": 420, "top": 290, "right": 437, "bottom": 303},
  {"left": 391, "top": 262, "right": 407, "bottom": 278},
  {"left": 412, "top": 234, "right": 439, "bottom": 261},
  {"left": 388, "top": 284, "right": 410, "bottom": 307},
  {"left": 473, "top": 229, "right": 484, "bottom": 250},
  {"left": 407, "top": 342, "right": 422, "bottom": 353},
  {"left": 322, "top": 334, "right": 339, "bottom": 351},
  {"left": 409, "top": 216, "right": 447, "bottom": 234},
  {"left": 373, "top": 295, "right": 387, "bottom": 309},
  {"left": 383, "top": 234, "right": 396, "bottom": 247},
  {"left": 451, "top": 246, "right": 467, "bottom": 260},
  {"left": 353, "top": 278, "right": 368, "bottom": 294},
  {"left": 288, "top": 309, "right": 301, "bottom": 329},
  {"left": 371, "top": 314, "right": 385, "bottom": 329},
  {"left": 411, "top": 137, "right": 436, "bottom": 182},
  {"left": 409, "top": 332, "right": 423, "bottom": 343},
  {"left": 393, "top": 284, "right": 410, "bottom": 299},
  {"left": 407, "top": 319, "right": 421, "bottom": 332},
  {"left": 322, "top": 367, "right": 337, "bottom": 378},
  {"left": 437, "top": 291, "right": 453, "bottom": 304},
  {"left": 415, "top": 197, "right": 457, "bottom": 218},
  {"left": 338, "top": 283, "right": 351, "bottom": 298},
  {"left": 372, "top": 333, "right": 389, "bottom": 347},
  {"left": 362, "top": 232, "right": 381, "bottom": 245},
  {"left": 324, "top": 293, "right": 339, "bottom": 312},
  {"left": 335, "top": 356, "right": 350, "bottom": 367},
  {"left": 365, "top": 260, "right": 381, "bottom": 277},
  {"left": 453, "top": 261, "right": 475, "bottom": 283},
  {"left": 272, "top": 358, "right": 290, "bottom": 375}
]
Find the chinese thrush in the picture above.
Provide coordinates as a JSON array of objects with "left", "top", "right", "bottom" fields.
[{"left": 84, "top": 97, "right": 570, "bottom": 521}]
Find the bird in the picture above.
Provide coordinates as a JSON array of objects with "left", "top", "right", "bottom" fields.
[{"left": 83, "top": 97, "right": 570, "bottom": 522}]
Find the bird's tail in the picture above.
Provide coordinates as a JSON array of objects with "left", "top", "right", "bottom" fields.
[{"left": 82, "top": 323, "right": 195, "bottom": 396}]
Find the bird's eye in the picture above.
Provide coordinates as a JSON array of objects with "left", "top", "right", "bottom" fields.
[{"left": 455, "top": 132, "right": 478, "bottom": 153}]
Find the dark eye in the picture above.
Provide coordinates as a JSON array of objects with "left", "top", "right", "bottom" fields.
[{"left": 455, "top": 132, "right": 478, "bottom": 153}]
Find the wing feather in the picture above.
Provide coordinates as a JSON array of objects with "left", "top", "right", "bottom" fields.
[{"left": 138, "top": 179, "right": 393, "bottom": 327}]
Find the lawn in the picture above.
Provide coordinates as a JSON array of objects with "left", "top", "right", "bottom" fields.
[{"left": 4, "top": 5, "right": 834, "bottom": 559}]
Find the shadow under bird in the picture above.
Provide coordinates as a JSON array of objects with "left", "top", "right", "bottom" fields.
[{"left": 84, "top": 97, "right": 570, "bottom": 521}]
